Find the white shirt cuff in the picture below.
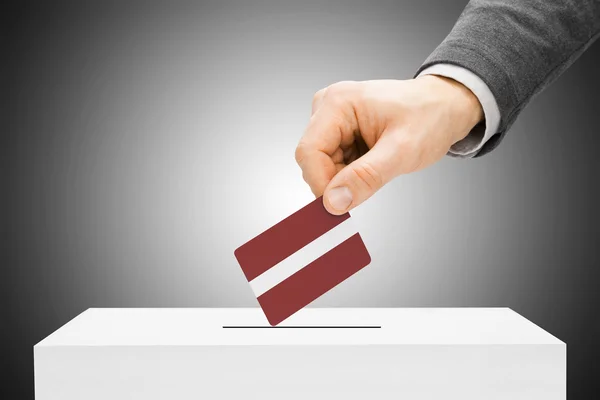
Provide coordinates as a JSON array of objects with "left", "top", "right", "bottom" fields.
[{"left": 418, "top": 64, "right": 501, "bottom": 158}]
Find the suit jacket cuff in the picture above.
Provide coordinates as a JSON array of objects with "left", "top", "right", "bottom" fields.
[{"left": 417, "top": 64, "right": 501, "bottom": 158}]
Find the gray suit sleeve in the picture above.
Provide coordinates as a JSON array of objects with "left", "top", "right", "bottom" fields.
[{"left": 416, "top": 0, "right": 600, "bottom": 157}]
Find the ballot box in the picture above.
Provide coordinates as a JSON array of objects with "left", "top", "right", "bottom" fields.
[{"left": 34, "top": 308, "right": 565, "bottom": 399}]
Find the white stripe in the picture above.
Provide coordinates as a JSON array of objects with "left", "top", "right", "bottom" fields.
[{"left": 249, "top": 218, "right": 358, "bottom": 297}]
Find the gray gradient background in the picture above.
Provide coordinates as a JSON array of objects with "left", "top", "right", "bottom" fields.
[{"left": 3, "top": 0, "right": 599, "bottom": 398}]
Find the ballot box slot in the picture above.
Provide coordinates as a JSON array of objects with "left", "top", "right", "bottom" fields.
[{"left": 222, "top": 325, "right": 382, "bottom": 329}]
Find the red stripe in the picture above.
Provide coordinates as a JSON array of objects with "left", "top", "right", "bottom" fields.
[
  {"left": 234, "top": 196, "right": 349, "bottom": 282},
  {"left": 257, "top": 233, "right": 371, "bottom": 326}
]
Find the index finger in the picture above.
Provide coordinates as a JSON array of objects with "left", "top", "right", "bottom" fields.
[
  {"left": 295, "top": 146, "right": 337, "bottom": 196},
  {"left": 295, "top": 100, "right": 352, "bottom": 195}
]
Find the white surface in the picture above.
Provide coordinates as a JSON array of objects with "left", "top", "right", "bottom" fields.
[
  {"left": 35, "top": 308, "right": 566, "bottom": 400},
  {"left": 419, "top": 63, "right": 501, "bottom": 158},
  {"left": 37, "top": 308, "right": 561, "bottom": 346},
  {"left": 249, "top": 218, "right": 358, "bottom": 296}
]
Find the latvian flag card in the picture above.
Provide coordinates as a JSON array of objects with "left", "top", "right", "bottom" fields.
[{"left": 234, "top": 196, "right": 371, "bottom": 326}]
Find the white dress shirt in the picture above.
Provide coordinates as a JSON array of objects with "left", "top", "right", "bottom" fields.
[{"left": 418, "top": 64, "right": 501, "bottom": 158}]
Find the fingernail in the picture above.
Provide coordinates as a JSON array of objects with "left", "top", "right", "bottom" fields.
[{"left": 327, "top": 186, "right": 353, "bottom": 212}]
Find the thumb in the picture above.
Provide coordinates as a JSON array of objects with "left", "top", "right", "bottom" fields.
[{"left": 322, "top": 134, "right": 402, "bottom": 215}]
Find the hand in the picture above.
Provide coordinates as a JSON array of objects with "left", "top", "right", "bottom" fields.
[{"left": 295, "top": 76, "right": 484, "bottom": 215}]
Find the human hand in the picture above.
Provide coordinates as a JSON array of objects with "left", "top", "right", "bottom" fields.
[{"left": 295, "top": 76, "right": 484, "bottom": 215}]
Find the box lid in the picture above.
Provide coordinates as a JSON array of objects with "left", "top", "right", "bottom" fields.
[{"left": 35, "top": 308, "right": 563, "bottom": 347}]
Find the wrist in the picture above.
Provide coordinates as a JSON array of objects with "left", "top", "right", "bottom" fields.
[{"left": 419, "top": 74, "right": 484, "bottom": 143}]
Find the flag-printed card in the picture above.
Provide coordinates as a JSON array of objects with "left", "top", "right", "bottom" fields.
[{"left": 234, "top": 196, "right": 371, "bottom": 326}]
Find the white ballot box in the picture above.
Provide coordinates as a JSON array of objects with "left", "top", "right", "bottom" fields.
[{"left": 34, "top": 308, "right": 565, "bottom": 399}]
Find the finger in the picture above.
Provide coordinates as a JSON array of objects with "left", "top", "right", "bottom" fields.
[
  {"left": 311, "top": 88, "right": 326, "bottom": 115},
  {"left": 297, "top": 81, "right": 363, "bottom": 197},
  {"left": 296, "top": 108, "right": 356, "bottom": 196},
  {"left": 322, "top": 132, "right": 406, "bottom": 214},
  {"left": 302, "top": 98, "right": 358, "bottom": 157},
  {"left": 296, "top": 148, "right": 337, "bottom": 196},
  {"left": 331, "top": 147, "right": 344, "bottom": 164}
]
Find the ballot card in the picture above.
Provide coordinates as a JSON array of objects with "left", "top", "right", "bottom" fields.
[{"left": 234, "top": 196, "right": 371, "bottom": 326}]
